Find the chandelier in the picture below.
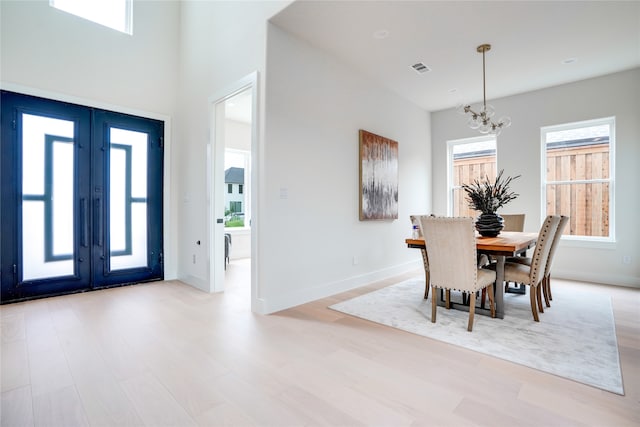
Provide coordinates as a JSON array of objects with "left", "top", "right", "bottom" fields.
[{"left": 457, "top": 44, "right": 511, "bottom": 136}]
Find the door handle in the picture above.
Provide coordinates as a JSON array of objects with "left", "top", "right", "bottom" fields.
[
  {"left": 94, "top": 198, "right": 103, "bottom": 246},
  {"left": 80, "top": 198, "right": 88, "bottom": 247}
]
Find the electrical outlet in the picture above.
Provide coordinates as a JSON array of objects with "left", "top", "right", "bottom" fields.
[
  {"left": 352, "top": 256, "right": 359, "bottom": 265},
  {"left": 192, "top": 254, "right": 196, "bottom": 264},
  {"left": 622, "top": 255, "right": 631, "bottom": 265}
]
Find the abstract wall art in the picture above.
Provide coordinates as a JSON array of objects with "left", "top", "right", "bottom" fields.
[{"left": 359, "top": 129, "right": 398, "bottom": 220}]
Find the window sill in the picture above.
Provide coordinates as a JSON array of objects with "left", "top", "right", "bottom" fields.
[
  {"left": 560, "top": 236, "right": 616, "bottom": 250},
  {"left": 224, "top": 227, "right": 251, "bottom": 235}
]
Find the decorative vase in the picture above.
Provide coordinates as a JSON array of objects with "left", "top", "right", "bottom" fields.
[{"left": 475, "top": 213, "right": 504, "bottom": 237}]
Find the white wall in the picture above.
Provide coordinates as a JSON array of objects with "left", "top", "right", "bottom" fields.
[
  {"left": 0, "top": 0, "right": 180, "bottom": 279},
  {"left": 0, "top": 0, "right": 179, "bottom": 114},
  {"left": 432, "top": 69, "right": 640, "bottom": 287},
  {"left": 261, "top": 25, "right": 431, "bottom": 313},
  {"left": 174, "top": 1, "right": 289, "bottom": 295}
]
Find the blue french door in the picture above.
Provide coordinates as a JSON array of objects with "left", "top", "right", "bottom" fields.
[{"left": 1, "top": 91, "right": 163, "bottom": 302}]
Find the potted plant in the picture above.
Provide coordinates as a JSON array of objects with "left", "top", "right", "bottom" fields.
[{"left": 461, "top": 170, "right": 520, "bottom": 237}]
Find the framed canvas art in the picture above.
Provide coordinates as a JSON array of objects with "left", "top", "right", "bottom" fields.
[{"left": 359, "top": 130, "right": 398, "bottom": 220}]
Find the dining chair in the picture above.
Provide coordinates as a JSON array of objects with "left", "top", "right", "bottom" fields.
[
  {"left": 496, "top": 215, "right": 561, "bottom": 321},
  {"left": 418, "top": 216, "right": 496, "bottom": 331},
  {"left": 542, "top": 215, "right": 569, "bottom": 304},
  {"left": 410, "top": 215, "right": 431, "bottom": 299},
  {"left": 507, "top": 215, "right": 569, "bottom": 307},
  {"left": 224, "top": 233, "right": 232, "bottom": 270},
  {"left": 489, "top": 213, "right": 527, "bottom": 296},
  {"left": 501, "top": 213, "right": 525, "bottom": 232}
]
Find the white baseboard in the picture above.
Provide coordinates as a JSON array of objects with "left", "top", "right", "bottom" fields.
[
  {"left": 553, "top": 269, "right": 640, "bottom": 288},
  {"left": 260, "top": 260, "right": 422, "bottom": 314},
  {"left": 180, "top": 274, "right": 212, "bottom": 293},
  {"left": 164, "top": 268, "right": 178, "bottom": 281}
]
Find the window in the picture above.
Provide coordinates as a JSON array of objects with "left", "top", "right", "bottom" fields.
[
  {"left": 230, "top": 201, "right": 242, "bottom": 213},
  {"left": 239, "top": 184, "right": 243, "bottom": 194},
  {"left": 447, "top": 136, "right": 497, "bottom": 216},
  {"left": 227, "top": 184, "right": 233, "bottom": 194},
  {"left": 50, "top": 0, "right": 133, "bottom": 35},
  {"left": 542, "top": 117, "right": 614, "bottom": 240}
]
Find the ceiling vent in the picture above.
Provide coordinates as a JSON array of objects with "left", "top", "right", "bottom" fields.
[{"left": 411, "top": 62, "right": 431, "bottom": 74}]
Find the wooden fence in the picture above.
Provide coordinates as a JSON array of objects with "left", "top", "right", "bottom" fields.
[
  {"left": 545, "top": 144, "right": 609, "bottom": 237},
  {"left": 453, "top": 143, "right": 609, "bottom": 237},
  {"left": 452, "top": 155, "right": 496, "bottom": 218}
]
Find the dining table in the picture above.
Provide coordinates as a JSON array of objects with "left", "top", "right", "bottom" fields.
[{"left": 405, "top": 231, "right": 537, "bottom": 319}]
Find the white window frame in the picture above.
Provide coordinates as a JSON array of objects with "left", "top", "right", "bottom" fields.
[
  {"left": 50, "top": 0, "right": 133, "bottom": 35},
  {"left": 446, "top": 135, "right": 497, "bottom": 216},
  {"left": 540, "top": 117, "right": 615, "bottom": 244}
]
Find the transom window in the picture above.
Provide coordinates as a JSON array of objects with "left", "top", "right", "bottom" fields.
[
  {"left": 447, "top": 136, "right": 497, "bottom": 216},
  {"left": 50, "top": 0, "right": 133, "bottom": 35},
  {"left": 541, "top": 117, "right": 614, "bottom": 241}
]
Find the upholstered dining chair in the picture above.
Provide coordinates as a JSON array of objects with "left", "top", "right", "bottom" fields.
[
  {"left": 410, "top": 215, "right": 432, "bottom": 299},
  {"left": 542, "top": 215, "right": 569, "bottom": 304},
  {"left": 418, "top": 216, "right": 496, "bottom": 332},
  {"left": 495, "top": 215, "right": 561, "bottom": 321},
  {"left": 501, "top": 213, "right": 526, "bottom": 232},
  {"left": 492, "top": 213, "right": 526, "bottom": 295},
  {"left": 507, "top": 215, "right": 569, "bottom": 307}
]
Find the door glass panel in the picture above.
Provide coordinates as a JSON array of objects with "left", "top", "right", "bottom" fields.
[
  {"left": 22, "top": 114, "right": 75, "bottom": 280},
  {"left": 109, "top": 127, "right": 148, "bottom": 270}
]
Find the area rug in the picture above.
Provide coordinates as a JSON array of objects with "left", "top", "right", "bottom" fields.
[{"left": 330, "top": 278, "right": 624, "bottom": 395}]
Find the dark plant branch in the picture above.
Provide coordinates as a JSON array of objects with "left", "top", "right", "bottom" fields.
[{"left": 461, "top": 170, "right": 520, "bottom": 214}]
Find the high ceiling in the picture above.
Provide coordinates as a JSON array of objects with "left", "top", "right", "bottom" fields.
[{"left": 270, "top": 1, "right": 640, "bottom": 112}]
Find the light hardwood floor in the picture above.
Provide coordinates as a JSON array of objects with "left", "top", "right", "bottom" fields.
[{"left": 1, "top": 259, "right": 639, "bottom": 426}]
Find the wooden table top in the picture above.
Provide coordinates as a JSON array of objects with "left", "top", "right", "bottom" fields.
[{"left": 406, "top": 231, "right": 538, "bottom": 256}]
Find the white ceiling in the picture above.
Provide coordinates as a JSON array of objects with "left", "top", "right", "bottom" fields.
[{"left": 270, "top": 1, "right": 640, "bottom": 112}]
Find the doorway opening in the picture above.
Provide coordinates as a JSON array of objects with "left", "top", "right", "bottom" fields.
[
  {"left": 208, "top": 72, "right": 259, "bottom": 312},
  {"left": 222, "top": 90, "right": 251, "bottom": 296}
]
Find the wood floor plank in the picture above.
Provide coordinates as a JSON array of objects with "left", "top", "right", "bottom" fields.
[
  {"left": 56, "top": 326, "right": 115, "bottom": 386},
  {"left": 194, "top": 401, "right": 257, "bottom": 427},
  {"left": 32, "top": 385, "right": 89, "bottom": 427},
  {"left": 1, "top": 312, "right": 26, "bottom": 344},
  {"left": 119, "top": 373, "right": 197, "bottom": 426},
  {"left": 210, "top": 372, "right": 316, "bottom": 426},
  {"left": 1, "top": 385, "right": 34, "bottom": 427},
  {"left": 0, "top": 261, "right": 638, "bottom": 426},
  {"left": 275, "top": 355, "right": 418, "bottom": 426},
  {"left": 0, "top": 339, "right": 30, "bottom": 393},
  {"left": 75, "top": 378, "right": 144, "bottom": 427},
  {"left": 28, "top": 338, "right": 75, "bottom": 397},
  {"left": 518, "top": 382, "right": 640, "bottom": 426}
]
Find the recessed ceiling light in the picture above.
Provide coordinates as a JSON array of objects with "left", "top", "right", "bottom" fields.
[
  {"left": 562, "top": 57, "right": 578, "bottom": 65},
  {"left": 373, "top": 29, "right": 389, "bottom": 39}
]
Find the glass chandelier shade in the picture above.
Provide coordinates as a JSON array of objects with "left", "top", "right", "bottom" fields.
[{"left": 457, "top": 44, "right": 511, "bottom": 137}]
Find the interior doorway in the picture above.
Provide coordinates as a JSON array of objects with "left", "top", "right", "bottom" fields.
[{"left": 208, "top": 73, "right": 257, "bottom": 310}]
